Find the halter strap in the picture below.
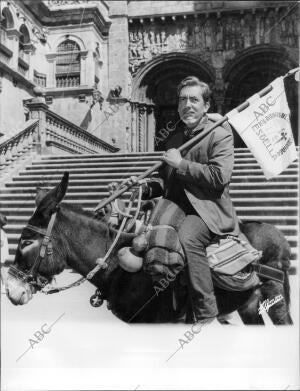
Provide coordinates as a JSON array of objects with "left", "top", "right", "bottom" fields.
[{"left": 26, "top": 211, "right": 58, "bottom": 276}]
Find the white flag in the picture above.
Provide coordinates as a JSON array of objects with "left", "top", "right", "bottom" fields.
[{"left": 228, "top": 77, "right": 297, "bottom": 179}]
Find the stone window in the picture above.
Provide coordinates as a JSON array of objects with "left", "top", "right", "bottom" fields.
[
  {"left": 19, "top": 24, "right": 30, "bottom": 57},
  {"left": 18, "top": 24, "right": 31, "bottom": 76},
  {"left": 0, "top": 7, "right": 14, "bottom": 45},
  {"left": 56, "top": 39, "right": 80, "bottom": 87},
  {"left": 1, "top": 7, "right": 14, "bottom": 29}
]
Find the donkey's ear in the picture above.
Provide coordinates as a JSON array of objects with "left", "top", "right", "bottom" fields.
[
  {"left": 55, "top": 172, "right": 69, "bottom": 204},
  {"left": 35, "top": 172, "right": 69, "bottom": 216}
]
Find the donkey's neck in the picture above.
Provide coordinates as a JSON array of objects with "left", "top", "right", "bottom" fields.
[{"left": 55, "top": 206, "right": 133, "bottom": 287}]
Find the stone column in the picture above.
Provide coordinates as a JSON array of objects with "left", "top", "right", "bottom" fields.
[
  {"left": 130, "top": 102, "right": 138, "bottom": 152},
  {"left": 147, "top": 105, "right": 155, "bottom": 151},
  {"left": 46, "top": 53, "right": 56, "bottom": 88},
  {"left": 212, "top": 67, "right": 226, "bottom": 114},
  {"left": 104, "top": 1, "right": 129, "bottom": 151},
  {"left": 27, "top": 89, "right": 49, "bottom": 155},
  {"left": 80, "top": 50, "right": 89, "bottom": 85},
  {"left": 6, "top": 29, "right": 21, "bottom": 69},
  {"left": 138, "top": 105, "right": 146, "bottom": 152}
]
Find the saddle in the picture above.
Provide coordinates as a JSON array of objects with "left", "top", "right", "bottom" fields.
[{"left": 134, "top": 199, "right": 261, "bottom": 292}]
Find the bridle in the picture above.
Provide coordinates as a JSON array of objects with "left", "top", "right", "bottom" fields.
[{"left": 9, "top": 209, "right": 61, "bottom": 293}]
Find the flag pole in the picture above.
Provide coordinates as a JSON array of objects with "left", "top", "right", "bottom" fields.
[{"left": 94, "top": 67, "right": 299, "bottom": 212}]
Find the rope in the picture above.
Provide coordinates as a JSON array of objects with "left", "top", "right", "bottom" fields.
[{"left": 86, "top": 188, "right": 137, "bottom": 280}]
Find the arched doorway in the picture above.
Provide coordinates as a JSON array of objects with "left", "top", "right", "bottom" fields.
[
  {"left": 131, "top": 53, "right": 215, "bottom": 151},
  {"left": 224, "top": 45, "right": 298, "bottom": 147}
]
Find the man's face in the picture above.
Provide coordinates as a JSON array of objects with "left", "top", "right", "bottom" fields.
[{"left": 178, "top": 85, "right": 210, "bottom": 129}]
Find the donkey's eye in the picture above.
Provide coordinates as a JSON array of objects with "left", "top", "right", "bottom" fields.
[{"left": 20, "top": 240, "right": 34, "bottom": 249}]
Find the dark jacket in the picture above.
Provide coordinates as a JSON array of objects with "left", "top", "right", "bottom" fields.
[{"left": 147, "top": 116, "right": 240, "bottom": 236}]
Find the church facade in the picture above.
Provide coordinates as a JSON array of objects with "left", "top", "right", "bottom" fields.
[{"left": 0, "top": 0, "right": 298, "bottom": 152}]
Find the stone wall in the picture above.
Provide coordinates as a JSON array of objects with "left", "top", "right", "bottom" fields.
[{"left": 0, "top": 74, "right": 34, "bottom": 137}]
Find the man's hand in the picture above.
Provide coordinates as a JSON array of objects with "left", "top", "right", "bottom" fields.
[
  {"left": 121, "top": 175, "right": 139, "bottom": 187},
  {"left": 162, "top": 148, "right": 182, "bottom": 168}
]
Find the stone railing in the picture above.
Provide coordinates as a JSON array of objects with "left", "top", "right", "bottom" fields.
[
  {"left": 45, "top": 109, "right": 119, "bottom": 154},
  {"left": 25, "top": 96, "right": 119, "bottom": 155},
  {"left": 0, "top": 119, "right": 38, "bottom": 179}
]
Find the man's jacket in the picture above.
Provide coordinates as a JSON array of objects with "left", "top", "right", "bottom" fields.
[{"left": 146, "top": 116, "right": 240, "bottom": 236}]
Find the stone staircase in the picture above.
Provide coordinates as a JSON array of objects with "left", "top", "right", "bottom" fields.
[{"left": 0, "top": 148, "right": 298, "bottom": 275}]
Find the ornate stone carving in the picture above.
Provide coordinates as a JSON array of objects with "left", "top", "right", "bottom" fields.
[
  {"left": 138, "top": 105, "right": 146, "bottom": 152},
  {"left": 108, "top": 86, "right": 122, "bottom": 99},
  {"left": 45, "top": 0, "right": 89, "bottom": 7},
  {"left": 129, "top": 8, "right": 298, "bottom": 74}
]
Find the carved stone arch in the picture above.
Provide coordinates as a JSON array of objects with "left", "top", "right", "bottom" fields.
[
  {"left": 223, "top": 44, "right": 298, "bottom": 146},
  {"left": 54, "top": 34, "right": 87, "bottom": 52},
  {"left": 1, "top": 6, "right": 15, "bottom": 29},
  {"left": 132, "top": 52, "right": 215, "bottom": 102},
  {"left": 130, "top": 53, "right": 215, "bottom": 151}
]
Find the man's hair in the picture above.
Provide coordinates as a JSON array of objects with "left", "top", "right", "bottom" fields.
[{"left": 177, "top": 76, "right": 211, "bottom": 103}]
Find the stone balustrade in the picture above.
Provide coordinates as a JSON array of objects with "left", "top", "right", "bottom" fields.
[
  {"left": 0, "top": 98, "right": 118, "bottom": 182},
  {"left": 0, "top": 119, "right": 38, "bottom": 176},
  {"left": 45, "top": 109, "right": 119, "bottom": 154}
]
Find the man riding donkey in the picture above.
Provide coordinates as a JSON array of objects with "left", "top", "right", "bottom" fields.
[{"left": 97, "top": 76, "right": 253, "bottom": 326}]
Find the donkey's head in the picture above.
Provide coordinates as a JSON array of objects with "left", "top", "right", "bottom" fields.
[{"left": 6, "top": 173, "right": 69, "bottom": 305}]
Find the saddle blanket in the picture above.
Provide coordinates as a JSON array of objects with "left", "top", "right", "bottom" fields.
[{"left": 143, "top": 199, "right": 261, "bottom": 291}]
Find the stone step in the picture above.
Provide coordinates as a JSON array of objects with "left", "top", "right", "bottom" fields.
[
  {"left": 38, "top": 152, "right": 164, "bottom": 161},
  {"left": 1, "top": 197, "right": 297, "bottom": 209},
  {"left": 19, "top": 167, "right": 299, "bottom": 178},
  {"left": 229, "top": 189, "right": 299, "bottom": 197},
  {"left": 14, "top": 167, "right": 299, "bottom": 179},
  {"left": 35, "top": 150, "right": 298, "bottom": 164},
  {"left": 27, "top": 160, "right": 299, "bottom": 170},
  {"left": 235, "top": 206, "right": 298, "bottom": 216},
  {"left": 19, "top": 167, "right": 155, "bottom": 176},
  {"left": 2, "top": 182, "right": 298, "bottom": 193},
  {"left": 231, "top": 175, "right": 298, "bottom": 182},
  {"left": 231, "top": 198, "right": 298, "bottom": 206},
  {"left": 5, "top": 177, "right": 298, "bottom": 189},
  {"left": 1, "top": 189, "right": 298, "bottom": 201},
  {"left": 229, "top": 182, "right": 298, "bottom": 190},
  {"left": 28, "top": 161, "right": 161, "bottom": 170},
  {"left": 7, "top": 171, "right": 299, "bottom": 184},
  {"left": 238, "top": 215, "right": 298, "bottom": 225},
  {"left": 36, "top": 150, "right": 254, "bottom": 161}
]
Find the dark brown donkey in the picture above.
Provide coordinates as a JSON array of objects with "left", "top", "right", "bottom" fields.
[{"left": 5, "top": 173, "right": 292, "bottom": 325}]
